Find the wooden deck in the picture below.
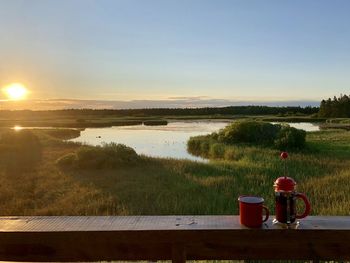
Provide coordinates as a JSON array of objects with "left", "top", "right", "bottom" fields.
[{"left": 0, "top": 216, "right": 349, "bottom": 262}]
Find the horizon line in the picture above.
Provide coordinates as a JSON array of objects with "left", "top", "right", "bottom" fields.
[{"left": 0, "top": 98, "right": 321, "bottom": 111}]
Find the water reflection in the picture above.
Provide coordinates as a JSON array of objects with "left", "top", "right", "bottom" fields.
[
  {"left": 272, "top": 122, "right": 320, "bottom": 132},
  {"left": 70, "top": 121, "right": 320, "bottom": 161},
  {"left": 70, "top": 121, "right": 230, "bottom": 161}
]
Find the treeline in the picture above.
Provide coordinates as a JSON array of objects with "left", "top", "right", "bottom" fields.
[
  {"left": 319, "top": 94, "right": 350, "bottom": 117},
  {"left": 0, "top": 105, "right": 318, "bottom": 118}
]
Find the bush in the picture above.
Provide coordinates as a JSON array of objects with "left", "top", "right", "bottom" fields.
[
  {"left": 224, "top": 147, "right": 238, "bottom": 160},
  {"left": 187, "top": 121, "right": 307, "bottom": 160},
  {"left": 100, "top": 143, "right": 140, "bottom": 166},
  {"left": 274, "top": 127, "right": 306, "bottom": 150},
  {"left": 0, "top": 130, "right": 42, "bottom": 172},
  {"left": 200, "top": 140, "right": 210, "bottom": 154},
  {"left": 209, "top": 143, "right": 225, "bottom": 158},
  {"left": 57, "top": 143, "right": 140, "bottom": 170},
  {"left": 76, "top": 146, "right": 107, "bottom": 169},
  {"left": 187, "top": 137, "right": 202, "bottom": 155},
  {"left": 218, "top": 120, "right": 281, "bottom": 145},
  {"left": 187, "top": 135, "right": 212, "bottom": 157}
]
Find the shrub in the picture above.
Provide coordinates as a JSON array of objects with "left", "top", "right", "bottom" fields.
[
  {"left": 200, "top": 140, "right": 210, "bottom": 154},
  {"left": 211, "top": 132, "right": 219, "bottom": 140},
  {"left": 187, "top": 121, "right": 307, "bottom": 161},
  {"left": 100, "top": 143, "right": 140, "bottom": 166},
  {"left": 57, "top": 143, "right": 140, "bottom": 170},
  {"left": 209, "top": 143, "right": 225, "bottom": 158},
  {"left": 224, "top": 147, "right": 237, "bottom": 160},
  {"left": 187, "top": 121, "right": 307, "bottom": 160},
  {"left": 76, "top": 146, "right": 107, "bottom": 169},
  {"left": 218, "top": 120, "right": 281, "bottom": 145},
  {"left": 187, "top": 135, "right": 212, "bottom": 157},
  {"left": 274, "top": 126, "right": 306, "bottom": 150},
  {"left": 187, "top": 137, "right": 202, "bottom": 155}
]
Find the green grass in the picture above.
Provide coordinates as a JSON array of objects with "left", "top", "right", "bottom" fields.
[{"left": 0, "top": 128, "right": 349, "bottom": 216}]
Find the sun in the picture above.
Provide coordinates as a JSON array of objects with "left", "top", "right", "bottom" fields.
[{"left": 3, "top": 83, "right": 28, "bottom": 100}]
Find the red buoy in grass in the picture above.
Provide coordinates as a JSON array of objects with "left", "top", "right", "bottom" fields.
[{"left": 280, "top": 151, "right": 288, "bottom": 159}]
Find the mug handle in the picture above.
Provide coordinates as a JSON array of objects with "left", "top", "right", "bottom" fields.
[
  {"left": 262, "top": 205, "right": 269, "bottom": 222},
  {"left": 295, "top": 193, "right": 311, "bottom": 219}
]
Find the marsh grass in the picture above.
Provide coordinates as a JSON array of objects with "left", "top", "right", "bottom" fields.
[
  {"left": 37, "top": 128, "right": 81, "bottom": 140},
  {"left": 0, "top": 128, "right": 349, "bottom": 217}
]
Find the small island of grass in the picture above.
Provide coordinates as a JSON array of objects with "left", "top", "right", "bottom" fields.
[{"left": 188, "top": 120, "right": 306, "bottom": 160}]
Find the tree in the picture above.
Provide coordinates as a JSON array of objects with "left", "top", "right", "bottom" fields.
[{"left": 318, "top": 94, "right": 350, "bottom": 117}]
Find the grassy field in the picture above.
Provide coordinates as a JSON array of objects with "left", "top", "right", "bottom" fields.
[{"left": 0, "top": 125, "right": 349, "bottom": 216}]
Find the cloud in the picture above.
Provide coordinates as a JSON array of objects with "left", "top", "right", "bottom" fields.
[
  {"left": 0, "top": 98, "right": 320, "bottom": 110},
  {"left": 167, "top": 96, "right": 210, "bottom": 100}
]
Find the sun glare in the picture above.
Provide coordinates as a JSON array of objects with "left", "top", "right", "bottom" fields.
[
  {"left": 13, "top": 125, "right": 23, "bottom": 131},
  {"left": 3, "top": 83, "right": 28, "bottom": 100}
]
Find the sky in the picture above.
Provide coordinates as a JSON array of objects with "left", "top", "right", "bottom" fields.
[{"left": 0, "top": 0, "right": 349, "bottom": 108}]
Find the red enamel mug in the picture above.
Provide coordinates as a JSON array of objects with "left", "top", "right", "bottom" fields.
[{"left": 238, "top": 196, "right": 269, "bottom": 228}]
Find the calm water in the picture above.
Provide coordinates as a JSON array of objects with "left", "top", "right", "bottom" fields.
[
  {"left": 70, "top": 121, "right": 229, "bottom": 161},
  {"left": 272, "top": 122, "right": 320, "bottom": 132},
  {"left": 69, "top": 121, "right": 320, "bottom": 161}
]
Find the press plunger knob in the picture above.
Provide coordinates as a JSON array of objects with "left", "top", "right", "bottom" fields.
[
  {"left": 280, "top": 152, "right": 288, "bottom": 159},
  {"left": 274, "top": 176, "right": 296, "bottom": 192}
]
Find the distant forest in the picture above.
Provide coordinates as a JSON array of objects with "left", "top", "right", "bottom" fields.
[
  {"left": 0, "top": 105, "right": 318, "bottom": 119},
  {"left": 1, "top": 97, "right": 349, "bottom": 119},
  {"left": 319, "top": 94, "right": 350, "bottom": 117}
]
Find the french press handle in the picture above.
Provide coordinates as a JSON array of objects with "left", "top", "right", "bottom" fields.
[{"left": 295, "top": 193, "right": 311, "bottom": 219}]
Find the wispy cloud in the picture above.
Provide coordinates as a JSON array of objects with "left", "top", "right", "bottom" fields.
[
  {"left": 167, "top": 96, "right": 210, "bottom": 100},
  {"left": 0, "top": 98, "right": 320, "bottom": 111}
]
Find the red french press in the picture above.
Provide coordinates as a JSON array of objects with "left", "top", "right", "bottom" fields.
[{"left": 274, "top": 152, "right": 311, "bottom": 225}]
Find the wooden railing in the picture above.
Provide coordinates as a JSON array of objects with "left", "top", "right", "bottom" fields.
[{"left": 0, "top": 216, "right": 349, "bottom": 262}]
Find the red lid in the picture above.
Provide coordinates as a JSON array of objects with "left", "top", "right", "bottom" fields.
[{"left": 274, "top": 176, "right": 296, "bottom": 192}]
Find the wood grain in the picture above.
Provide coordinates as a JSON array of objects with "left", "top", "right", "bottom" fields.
[{"left": 0, "top": 216, "right": 349, "bottom": 261}]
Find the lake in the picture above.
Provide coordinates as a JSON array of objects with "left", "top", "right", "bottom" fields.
[
  {"left": 70, "top": 121, "right": 320, "bottom": 161},
  {"left": 70, "top": 121, "right": 229, "bottom": 161}
]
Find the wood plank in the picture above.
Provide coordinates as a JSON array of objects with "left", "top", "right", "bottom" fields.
[
  {"left": 0, "top": 216, "right": 349, "bottom": 261},
  {"left": 2, "top": 215, "right": 350, "bottom": 231}
]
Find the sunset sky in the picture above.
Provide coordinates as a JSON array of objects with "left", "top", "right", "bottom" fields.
[{"left": 1, "top": 0, "right": 349, "bottom": 108}]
